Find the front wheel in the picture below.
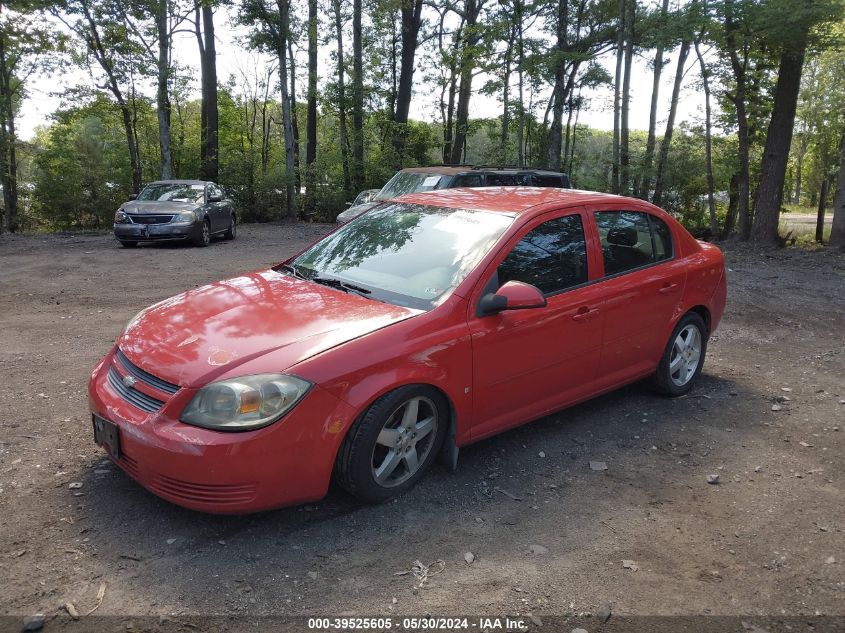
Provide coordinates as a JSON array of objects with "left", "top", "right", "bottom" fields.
[
  {"left": 335, "top": 385, "right": 448, "bottom": 503},
  {"left": 650, "top": 312, "right": 708, "bottom": 397},
  {"left": 193, "top": 219, "right": 211, "bottom": 247}
]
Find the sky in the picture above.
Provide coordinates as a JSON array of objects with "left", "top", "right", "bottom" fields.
[{"left": 19, "top": 6, "right": 713, "bottom": 144}]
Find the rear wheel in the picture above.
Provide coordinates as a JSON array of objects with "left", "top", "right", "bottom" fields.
[
  {"left": 120, "top": 240, "right": 138, "bottom": 248},
  {"left": 650, "top": 312, "right": 708, "bottom": 396},
  {"left": 193, "top": 219, "right": 211, "bottom": 247},
  {"left": 335, "top": 385, "right": 448, "bottom": 503},
  {"left": 224, "top": 214, "right": 237, "bottom": 240}
]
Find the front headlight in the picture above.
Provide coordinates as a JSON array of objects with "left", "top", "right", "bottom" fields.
[
  {"left": 180, "top": 374, "right": 312, "bottom": 431},
  {"left": 115, "top": 210, "right": 128, "bottom": 223},
  {"left": 174, "top": 210, "right": 197, "bottom": 223}
]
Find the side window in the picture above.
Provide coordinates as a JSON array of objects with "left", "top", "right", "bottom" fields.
[
  {"left": 452, "top": 174, "right": 483, "bottom": 187},
  {"left": 497, "top": 215, "right": 588, "bottom": 295},
  {"left": 485, "top": 173, "right": 518, "bottom": 186},
  {"left": 532, "top": 174, "right": 564, "bottom": 188},
  {"left": 596, "top": 211, "right": 670, "bottom": 276},
  {"left": 649, "top": 215, "right": 673, "bottom": 261}
]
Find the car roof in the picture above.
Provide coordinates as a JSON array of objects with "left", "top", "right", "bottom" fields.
[
  {"left": 396, "top": 187, "right": 643, "bottom": 216},
  {"left": 146, "top": 180, "right": 210, "bottom": 186},
  {"left": 398, "top": 166, "right": 568, "bottom": 176}
]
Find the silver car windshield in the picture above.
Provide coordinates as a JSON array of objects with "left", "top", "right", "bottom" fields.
[
  {"left": 291, "top": 202, "right": 514, "bottom": 310},
  {"left": 375, "top": 172, "right": 444, "bottom": 200},
  {"left": 138, "top": 183, "right": 205, "bottom": 203}
]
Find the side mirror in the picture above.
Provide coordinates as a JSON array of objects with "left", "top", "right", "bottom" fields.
[
  {"left": 128, "top": 193, "right": 137, "bottom": 201},
  {"left": 479, "top": 280, "right": 547, "bottom": 316},
  {"left": 208, "top": 194, "right": 223, "bottom": 203}
]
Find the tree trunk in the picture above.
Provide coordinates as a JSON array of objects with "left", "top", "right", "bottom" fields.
[
  {"left": 547, "top": 0, "right": 570, "bottom": 170},
  {"left": 516, "top": 0, "right": 525, "bottom": 168},
  {"left": 611, "top": 0, "right": 624, "bottom": 193},
  {"left": 441, "top": 24, "right": 461, "bottom": 164},
  {"left": 277, "top": 0, "right": 296, "bottom": 219},
  {"left": 724, "top": 4, "right": 751, "bottom": 239},
  {"left": 392, "top": 0, "right": 424, "bottom": 168},
  {"left": 619, "top": 0, "right": 634, "bottom": 195},
  {"left": 450, "top": 0, "right": 482, "bottom": 166},
  {"left": 156, "top": 0, "right": 173, "bottom": 180},
  {"left": 830, "top": 127, "right": 845, "bottom": 250},
  {"left": 652, "top": 40, "right": 690, "bottom": 208},
  {"left": 750, "top": 39, "right": 807, "bottom": 245},
  {"left": 0, "top": 26, "right": 18, "bottom": 233},
  {"left": 197, "top": 2, "right": 218, "bottom": 182},
  {"left": 500, "top": 21, "right": 514, "bottom": 163},
  {"left": 71, "top": 0, "right": 142, "bottom": 193},
  {"left": 816, "top": 177, "right": 829, "bottom": 243},
  {"left": 637, "top": 0, "right": 668, "bottom": 199},
  {"left": 351, "top": 0, "right": 364, "bottom": 190},
  {"left": 695, "top": 40, "right": 718, "bottom": 239},
  {"left": 288, "top": 41, "right": 301, "bottom": 193},
  {"left": 333, "top": 0, "right": 351, "bottom": 196},
  {"left": 303, "top": 0, "right": 318, "bottom": 215}
]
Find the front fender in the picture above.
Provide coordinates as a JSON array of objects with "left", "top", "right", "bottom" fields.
[{"left": 291, "top": 296, "right": 474, "bottom": 446}]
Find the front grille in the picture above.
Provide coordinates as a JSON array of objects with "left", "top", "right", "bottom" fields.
[
  {"left": 107, "top": 367, "right": 164, "bottom": 413},
  {"left": 115, "top": 349, "right": 179, "bottom": 395},
  {"left": 149, "top": 474, "right": 258, "bottom": 506},
  {"left": 128, "top": 214, "right": 174, "bottom": 225}
]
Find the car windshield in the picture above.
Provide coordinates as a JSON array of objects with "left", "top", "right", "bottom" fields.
[
  {"left": 138, "top": 183, "right": 205, "bottom": 203},
  {"left": 290, "top": 202, "right": 514, "bottom": 310},
  {"left": 375, "top": 172, "right": 445, "bottom": 200}
]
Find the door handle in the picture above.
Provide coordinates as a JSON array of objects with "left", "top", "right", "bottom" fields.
[
  {"left": 572, "top": 306, "right": 599, "bottom": 322},
  {"left": 658, "top": 283, "right": 679, "bottom": 295}
]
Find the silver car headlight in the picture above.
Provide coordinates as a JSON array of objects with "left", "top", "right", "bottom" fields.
[
  {"left": 174, "top": 210, "right": 197, "bottom": 223},
  {"left": 180, "top": 374, "right": 312, "bottom": 431},
  {"left": 115, "top": 210, "right": 129, "bottom": 223}
]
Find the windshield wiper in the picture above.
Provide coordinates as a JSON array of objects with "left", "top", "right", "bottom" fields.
[
  {"left": 280, "top": 263, "right": 307, "bottom": 279},
  {"left": 311, "top": 276, "right": 372, "bottom": 296}
]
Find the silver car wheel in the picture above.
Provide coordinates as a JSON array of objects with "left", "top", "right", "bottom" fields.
[
  {"left": 371, "top": 396, "right": 438, "bottom": 488},
  {"left": 669, "top": 324, "right": 702, "bottom": 387}
]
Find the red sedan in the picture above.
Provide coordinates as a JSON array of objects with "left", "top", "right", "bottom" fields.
[{"left": 88, "top": 188, "right": 726, "bottom": 513}]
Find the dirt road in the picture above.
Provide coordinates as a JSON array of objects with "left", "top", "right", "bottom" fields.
[{"left": 1, "top": 226, "right": 843, "bottom": 626}]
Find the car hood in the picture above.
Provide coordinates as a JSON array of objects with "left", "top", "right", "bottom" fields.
[
  {"left": 121, "top": 200, "right": 201, "bottom": 214},
  {"left": 118, "top": 269, "right": 421, "bottom": 388},
  {"left": 336, "top": 201, "right": 381, "bottom": 223}
]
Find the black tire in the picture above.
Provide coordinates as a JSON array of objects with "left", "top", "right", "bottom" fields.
[
  {"left": 224, "top": 214, "right": 237, "bottom": 240},
  {"left": 120, "top": 240, "right": 138, "bottom": 248},
  {"left": 193, "top": 219, "right": 211, "bottom": 247},
  {"left": 335, "top": 385, "right": 449, "bottom": 503},
  {"left": 650, "top": 311, "right": 708, "bottom": 397}
]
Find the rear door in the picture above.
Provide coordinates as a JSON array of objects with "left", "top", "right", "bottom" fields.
[
  {"left": 467, "top": 208, "right": 605, "bottom": 440},
  {"left": 207, "top": 184, "right": 226, "bottom": 231},
  {"left": 586, "top": 206, "right": 687, "bottom": 390}
]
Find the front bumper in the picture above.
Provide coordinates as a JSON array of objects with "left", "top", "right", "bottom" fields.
[
  {"left": 114, "top": 222, "right": 199, "bottom": 242},
  {"left": 87, "top": 349, "right": 358, "bottom": 513}
]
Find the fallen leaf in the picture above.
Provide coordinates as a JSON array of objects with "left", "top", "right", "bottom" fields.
[
  {"left": 589, "top": 461, "right": 608, "bottom": 471},
  {"left": 464, "top": 552, "right": 475, "bottom": 565},
  {"left": 622, "top": 559, "right": 640, "bottom": 572}
]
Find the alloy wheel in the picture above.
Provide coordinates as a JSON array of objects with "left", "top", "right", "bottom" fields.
[
  {"left": 370, "top": 396, "right": 438, "bottom": 488},
  {"left": 669, "top": 324, "right": 702, "bottom": 387}
]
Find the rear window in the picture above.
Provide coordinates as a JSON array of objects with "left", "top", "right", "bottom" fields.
[{"left": 595, "top": 211, "right": 674, "bottom": 276}]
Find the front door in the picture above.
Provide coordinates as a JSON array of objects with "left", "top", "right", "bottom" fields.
[{"left": 468, "top": 210, "right": 605, "bottom": 441}]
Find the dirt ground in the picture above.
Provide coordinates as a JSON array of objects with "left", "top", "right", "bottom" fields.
[{"left": 0, "top": 225, "right": 843, "bottom": 628}]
